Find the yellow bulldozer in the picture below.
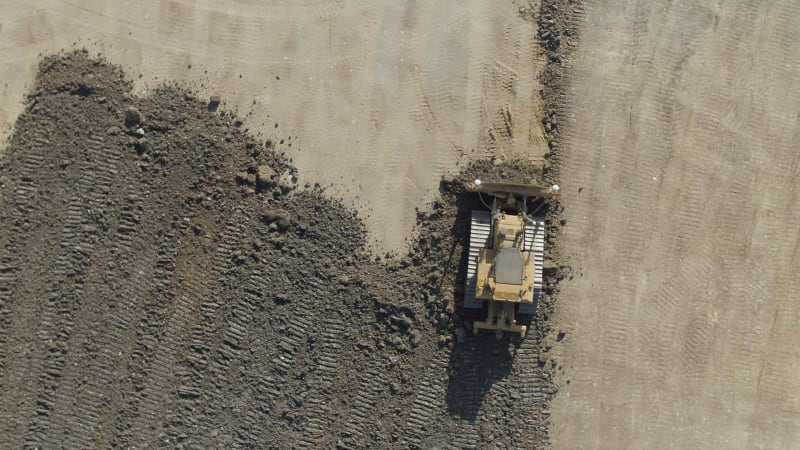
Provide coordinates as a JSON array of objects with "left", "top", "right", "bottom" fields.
[{"left": 463, "top": 180, "right": 558, "bottom": 338}]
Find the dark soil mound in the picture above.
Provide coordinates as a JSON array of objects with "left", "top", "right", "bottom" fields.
[{"left": 0, "top": 51, "right": 558, "bottom": 449}]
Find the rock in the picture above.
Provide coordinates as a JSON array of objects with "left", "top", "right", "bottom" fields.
[
  {"left": 256, "top": 165, "right": 276, "bottom": 188},
  {"left": 277, "top": 174, "right": 296, "bottom": 193},
  {"left": 409, "top": 330, "right": 421, "bottom": 347},
  {"left": 98, "top": 96, "right": 107, "bottom": 104},
  {"left": 387, "top": 334, "right": 405, "bottom": 349},
  {"left": 262, "top": 209, "right": 291, "bottom": 231},
  {"left": 208, "top": 95, "right": 221, "bottom": 111},
  {"left": 392, "top": 313, "right": 413, "bottom": 330},
  {"left": 236, "top": 171, "right": 256, "bottom": 185},
  {"left": 135, "top": 127, "right": 145, "bottom": 136},
  {"left": 124, "top": 107, "right": 141, "bottom": 127},
  {"left": 135, "top": 138, "right": 148, "bottom": 154}
]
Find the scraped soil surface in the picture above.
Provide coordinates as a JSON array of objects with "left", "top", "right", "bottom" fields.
[{"left": 0, "top": 53, "right": 560, "bottom": 449}]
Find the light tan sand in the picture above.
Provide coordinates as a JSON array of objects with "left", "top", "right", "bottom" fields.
[{"left": 550, "top": 1, "right": 800, "bottom": 448}]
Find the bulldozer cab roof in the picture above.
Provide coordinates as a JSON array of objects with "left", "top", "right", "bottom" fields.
[{"left": 495, "top": 247, "right": 524, "bottom": 285}]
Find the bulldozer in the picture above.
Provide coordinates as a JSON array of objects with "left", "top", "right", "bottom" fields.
[{"left": 463, "top": 180, "right": 558, "bottom": 338}]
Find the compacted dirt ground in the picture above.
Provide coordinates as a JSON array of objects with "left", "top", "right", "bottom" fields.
[
  {"left": 549, "top": 0, "right": 800, "bottom": 448},
  {"left": 0, "top": 52, "right": 560, "bottom": 449}
]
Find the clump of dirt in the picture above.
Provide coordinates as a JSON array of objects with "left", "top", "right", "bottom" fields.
[
  {"left": 533, "top": 0, "right": 584, "bottom": 177},
  {"left": 0, "top": 50, "right": 560, "bottom": 449}
]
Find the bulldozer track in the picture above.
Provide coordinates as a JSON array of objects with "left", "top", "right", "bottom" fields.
[
  {"left": 39, "top": 135, "right": 129, "bottom": 449},
  {"left": 116, "top": 239, "right": 191, "bottom": 444},
  {"left": 340, "top": 364, "right": 385, "bottom": 446},
  {"left": 401, "top": 349, "right": 449, "bottom": 447},
  {"left": 464, "top": 211, "right": 491, "bottom": 309},
  {"left": 520, "top": 218, "right": 544, "bottom": 315},
  {"left": 274, "top": 314, "right": 312, "bottom": 375},
  {"left": 226, "top": 271, "right": 277, "bottom": 446},
  {"left": 0, "top": 255, "right": 14, "bottom": 375},
  {"left": 0, "top": 133, "right": 50, "bottom": 447},
  {"left": 120, "top": 217, "right": 242, "bottom": 445},
  {"left": 103, "top": 196, "right": 161, "bottom": 447},
  {"left": 295, "top": 314, "right": 345, "bottom": 449},
  {"left": 509, "top": 334, "right": 550, "bottom": 444},
  {"left": 27, "top": 155, "right": 111, "bottom": 445},
  {"left": 163, "top": 219, "right": 245, "bottom": 442}
]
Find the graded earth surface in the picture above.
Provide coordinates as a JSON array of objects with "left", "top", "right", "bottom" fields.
[
  {"left": 0, "top": 0, "right": 549, "bottom": 252},
  {"left": 1, "top": 1, "right": 799, "bottom": 450},
  {"left": 549, "top": 0, "right": 800, "bottom": 448}
]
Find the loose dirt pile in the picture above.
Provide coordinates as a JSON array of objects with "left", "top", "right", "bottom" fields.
[{"left": 0, "top": 52, "right": 561, "bottom": 449}]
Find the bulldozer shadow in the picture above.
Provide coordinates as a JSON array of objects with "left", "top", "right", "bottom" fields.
[
  {"left": 435, "top": 177, "right": 540, "bottom": 422},
  {"left": 444, "top": 331, "right": 523, "bottom": 422}
]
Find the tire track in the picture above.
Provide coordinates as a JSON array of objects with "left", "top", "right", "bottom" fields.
[
  {"left": 89, "top": 186, "right": 162, "bottom": 447},
  {"left": 273, "top": 314, "right": 313, "bottom": 381}
]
